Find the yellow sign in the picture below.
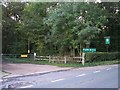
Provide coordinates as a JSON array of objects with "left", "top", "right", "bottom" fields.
[{"left": 21, "top": 54, "right": 28, "bottom": 58}]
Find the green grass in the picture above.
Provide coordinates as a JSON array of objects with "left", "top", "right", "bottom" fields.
[
  {"left": 2, "top": 57, "right": 119, "bottom": 67},
  {"left": 48, "top": 60, "right": 119, "bottom": 67}
]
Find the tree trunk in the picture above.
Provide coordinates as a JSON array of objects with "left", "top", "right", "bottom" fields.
[
  {"left": 86, "top": 42, "right": 90, "bottom": 48},
  {"left": 80, "top": 44, "right": 82, "bottom": 57},
  {"left": 72, "top": 47, "right": 75, "bottom": 57}
]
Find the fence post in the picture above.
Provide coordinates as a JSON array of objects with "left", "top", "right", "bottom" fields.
[
  {"left": 82, "top": 57, "right": 85, "bottom": 66},
  {"left": 64, "top": 56, "right": 67, "bottom": 64},
  {"left": 82, "top": 53, "right": 85, "bottom": 65},
  {"left": 34, "top": 53, "right": 36, "bottom": 61}
]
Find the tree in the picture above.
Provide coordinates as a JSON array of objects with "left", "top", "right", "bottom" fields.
[
  {"left": 45, "top": 2, "right": 107, "bottom": 56},
  {"left": 2, "top": 2, "right": 26, "bottom": 54},
  {"left": 19, "top": 2, "right": 58, "bottom": 55},
  {"left": 97, "top": 2, "right": 120, "bottom": 52},
  {"left": 2, "top": 2, "right": 119, "bottom": 55}
]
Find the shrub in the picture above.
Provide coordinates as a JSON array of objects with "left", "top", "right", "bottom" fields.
[{"left": 85, "top": 52, "right": 120, "bottom": 62}]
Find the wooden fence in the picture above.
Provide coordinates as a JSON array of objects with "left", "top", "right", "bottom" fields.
[
  {"left": 35, "top": 56, "right": 50, "bottom": 61},
  {"left": 34, "top": 53, "right": 85, "bottom": 65}
]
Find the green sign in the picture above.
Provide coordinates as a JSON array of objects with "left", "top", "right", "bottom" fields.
[
  {"left": 105, "top": 38, "right": 110, "bottom": 45},
  {"left": 83, "top": 48, "right": 96, "bottom": 52}
]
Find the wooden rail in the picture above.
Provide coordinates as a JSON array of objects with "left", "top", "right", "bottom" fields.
[
  {"left": 34, "top": 53, "right": 85, "bottom": 65},
  {"left": 49, "top": 56, "right": 67, "bottom": 64},
  {"left": 35, "top": 56, "right": 50, "bottom": 61}
]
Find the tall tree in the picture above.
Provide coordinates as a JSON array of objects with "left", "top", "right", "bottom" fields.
[
  {"left": 45, "top": 2, "right": 107, "bottom": 56},
  {"left": 96, "top": 2, "right": 120, "bottom": 52},
  {"left": 19, "top": 2, "right": 57, "bottom": 55},
  {"left": 2, "top": 2, "right": 25, "bottom": 54},
  {"left": 2, "top": 2, "right": 119, "bottom": 55}
]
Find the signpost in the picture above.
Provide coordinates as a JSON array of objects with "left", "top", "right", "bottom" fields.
[
  {"left": 105, "top": 37, "right": 110, "bottom": 45},
  {"left": 21, "top": 54, "right": 28, "bottom": 58},
  {"left": 104, "top": 36, "right": 110, "bottom": 52},
  {"left": 83, "top": 48, "right": 96, "bottom": 52}
]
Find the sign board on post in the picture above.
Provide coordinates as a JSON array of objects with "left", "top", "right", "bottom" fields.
[
  {"left": 21, "top": 54, "right": 28, "bottom": 58},
  {"left": 105, "top": 38, "right": 110, "bottom": 45},
  {"left": 104, "top": 36, "right": 110, "bottom": 45},
  {"left": 83, "top": 48, "right": 96, "bottom": 52},
  {"left": 104, "top": 36, "right": 110, "bottom": 52}
]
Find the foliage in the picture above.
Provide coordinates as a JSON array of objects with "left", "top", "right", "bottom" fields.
[
  {"left": 2, "top": 2, "right": 26, "bottom": 54},
  {"left": 2, "top": 2, "right": 120, "bottom": 56},
  {"left": 97, "top": 2, "right": 120, "bottom": 52},
  {"left": 85, "top": 52, "right": 120, "bottom": 62},
  {"left": 19, "top": 3, "right": 58, "bottom": 55},
  {"left": 2, "top": 56, "right": 119, "bottom": 67},
  {"left": 44, "top": 3, "right": 107, "bottom": 56}
]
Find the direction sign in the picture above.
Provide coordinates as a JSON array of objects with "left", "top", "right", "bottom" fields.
[
  {"left": 104, "top": 36, "right": 110, "bottom": 45},
  {"left": 83, "top": 48, "right": 96, "bottom": 52},
  {"left": 105, "top": 38, "right": 110, "bottom": 45}
]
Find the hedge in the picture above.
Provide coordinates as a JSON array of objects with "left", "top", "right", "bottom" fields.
[{"left": 85, "top": 52, "right": 120, "bottom": 62}]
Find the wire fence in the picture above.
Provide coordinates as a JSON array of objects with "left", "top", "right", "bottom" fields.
[{"left": 2, "top": 54, "right": 34, "bottom": 63}]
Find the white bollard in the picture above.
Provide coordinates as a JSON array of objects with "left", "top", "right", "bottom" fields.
[
  {"left": 34, "top": 53, "right": 36, "bottom": 61},
  {"left": 82, "top": 58, "right": 85, "bottom": 65}
]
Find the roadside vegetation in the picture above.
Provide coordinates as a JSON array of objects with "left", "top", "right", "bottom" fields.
[
  {"left": 2, "top": 2, "right": 120, "bottom": 67},
  {"left": 2, "top": 2, "right": 120, "bottom": 55},
  {"left": 3, "top": 52, "right": 120, "bottom": 67},
  {"left": 3, "top": 56, "right": 119, "bottom": 67}
]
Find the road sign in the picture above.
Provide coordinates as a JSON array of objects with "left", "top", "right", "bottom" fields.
[
  {"left": 105, "top": 38, "right": 110, "bottom": 45},
  {"left": 83, "top": 48, "right": 96, "bottom": 52},
  {"left": 21, "top": 54, "right": 28, "bottom": 58},
  {"left": 104, "top": 36, "right": 110, "bottom": 45}
]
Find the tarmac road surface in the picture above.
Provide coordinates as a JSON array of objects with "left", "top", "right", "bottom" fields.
[
  {"left": 29, "top": 65, "right": 118, "bottom": 88},
  {"left": 2, "top": 65, "right": 119, "bottom": 88}
]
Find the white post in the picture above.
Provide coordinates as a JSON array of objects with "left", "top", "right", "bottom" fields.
[
  {"left": 82, "top": 53, "right": 85, "bottom": 65},
  {"left": 34, "top": 53, "right": 36, "bottom": 61},
  {"left": 64, "top": 56, "right": 67, "bottom": 64},
  {"left": 82, "top": 58, "right": 85, "bottom": 65}
]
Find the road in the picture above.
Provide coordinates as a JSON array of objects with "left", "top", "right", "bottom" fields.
[{"left": 2, "top": 65, "right": 119, "bottom": 88}]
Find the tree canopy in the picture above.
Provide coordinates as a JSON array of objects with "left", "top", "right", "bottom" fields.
[{"left": 2, "top": 2, "right": 120, "bottom": 56}]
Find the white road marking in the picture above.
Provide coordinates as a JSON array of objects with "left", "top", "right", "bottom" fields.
[
  {"left": 51, "top": 79, "right": 64, "bottom": 83},
  {"left": 76, "top": 74, "right": 86, "bottom": 77},
  {"left": 93, "top": 70, "right": 101, "bottom": 73},
  {"left": 20, "top": 85, "right": 33, "bottom": 88},
  {"left": 106, "top": 68, "right": 112, "bottom": 70}
]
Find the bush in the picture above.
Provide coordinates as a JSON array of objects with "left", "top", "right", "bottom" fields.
[{"left": 85, "top": 52, "right": 120, "bottom": 62}]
